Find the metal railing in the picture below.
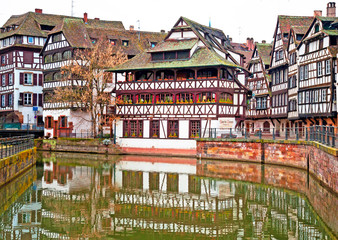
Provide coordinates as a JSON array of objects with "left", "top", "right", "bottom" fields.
[
  {"left": 56, "top": 128, "right": 112, "bottom": 139},
  {"left": 205, "top": 126, "right": 337, "bottom": 147},
  {"left": 0, "top": 135, "right": 35, "bottom": 159},
  {"left": 0, "top": 123, "right": 44, "bottom": 130}
]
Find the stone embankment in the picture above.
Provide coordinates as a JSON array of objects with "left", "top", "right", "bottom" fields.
[
  {"left": 0, "top": 148, "right": 36, "bottom": 188},
  {"left": 197, "top": 139, "right": 338, "bottom": 193}
]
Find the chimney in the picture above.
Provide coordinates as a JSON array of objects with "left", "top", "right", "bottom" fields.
[
  {"left": 129, "top": 25, "right": 134, "bottom": 31},
  {"left": 160, "top": 29, "right": 165, "bottom": 33},
  {"left": 314, "top": 10, "right": 322, "bottom": 17},
  {"left": 327, "top": 2, "right": 336, "bottom": 17},
  {"left": 84, "top": 12, "right": 88, "bottom": 24},
  {"left": 94, "top": 18, "right": 100, "bottom": 20},
  {"left": 35, "top": 8, "right": 43, "bottom": 14},
  {"left": 262, "top": 40, "right": 266, "bottom": 44},
  {"left": 246, "top": 37, "right": 254, "bottom": 51}
]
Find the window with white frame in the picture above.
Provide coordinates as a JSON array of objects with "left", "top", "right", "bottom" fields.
[
  {"left": 24, "top": 93, "right": 32, "bottom": 105},
  {"left": 304, "top": 65, "right": 309, "bottom": 79},
  {"left": 1, "top": 55, "right": 5, "bottom": 65},
  {"left": 299, "top": 66, "right": 304, "bottom": 80},
  {"left": 298, "top": 92, "right": 302, "bottom": 104},
  {"left": 8, "top": 73, "right": 13, "bottom": 85},
  {"left": 325, "top": 60, "right": 331, "bottom": 75},
  {"left": 1, "top": 75, "right": 5, "bottom": 86},
  {"left": 8, "top": 94, "right": 12, "bottom": 106},
  {"left": 256, "top": 97, "right": 261, "bottom": 109},
  {"left": 306, "top": 91, "right": 310, "bottom": 103},
  {"left": 24, "top": 73, "right": 32, "bottom": 85},
  {"left": 317, "top": 62, "right": 322, "bottom": 76},
  {"left": 322, "top": 89, "right": 327, "bottom": 102},
  {"left": 276, "top": 71, "right": 280, "bottom": 84},
  {"left": 314, "top": 90, "right": 319, "bottom": 102},
  {"left": 257, "top": 81, "right": 261, "bottom": 89}
]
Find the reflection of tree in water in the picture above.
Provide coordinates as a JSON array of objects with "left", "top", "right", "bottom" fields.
[{"left": 0, "top": 158, "right": 336, "bottom": 239}]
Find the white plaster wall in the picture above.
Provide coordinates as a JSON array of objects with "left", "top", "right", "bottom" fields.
[
  {"left": 160, "top": 120, "right": 167, "bottom": 138},
  {"left": 179, "top": 120, "right": 189, "bottom": 138},
  {"left": 143, "top": 120, "right": 150, "bottom": 138},
  {"left": 117, "top": 138, "right": 196, "bottom": 150}
]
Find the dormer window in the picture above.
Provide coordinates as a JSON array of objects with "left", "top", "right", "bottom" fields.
[
  {"left": 110, "top": 39, "right": 117, "bottom": 45},
  {"left": 122, "top": 40, "right": 129, "bottom": 46},
  {"left": 151, "top": 50, "right": 190, "bottom": 61},
  {"left": 151, "top": 42, "right": 157, "bottom": 48},
  {"left": 296, "top": 34, "right": 304, "bottom": 41},
  {"left": 283, "top": 33, "right": 288, "bottom": 39},
  {"left": 52, "top": 33, "right": 62, "bottom": 43},
  {"left": 91, "top": 38, "right": 97, "bottom": 44},
  {"left": 315, "top": 24, "right": 320, "bottom": 33}
]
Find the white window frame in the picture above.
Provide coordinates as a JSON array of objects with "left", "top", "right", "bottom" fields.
[
  {"left": 304, "top": 65, "right": 309, "bottom": 79},
  {"left": 8, "top": 73, "right": 13, "bottom": 85},
  {"left": 322, "top": 89, "right": 327, "bottom": 102},
  {"left": 314, "top": 90, "right": 319, "bottom": 102},
  {"left": 24, "top": 93, "right": 32, "bottom": 105},
  {"left": 325, "top": 60, "right": 331, "bottom": 75},
  {"left": 8, "top": 94, "right": 12, "bottom": 106},
  {"left": 2, "top": 75, "right": 5, "bottom": 86},
  {"left": 317, "top": 61, "right": 322, "bottom": 77},
  {"left": 299, "top": 66, "right": 304, "bottom": 81},
  {"left": 306, "top": 91, "right": 310, "bottom": 103},
  {"left": 24, "top": 73, "right": 32, "bottom": 85}
]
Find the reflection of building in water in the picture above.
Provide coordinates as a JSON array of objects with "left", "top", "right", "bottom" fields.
[
  {"left": 0, "top": 159, "right": 334, "bottom": 239},
  {"left": 0, "top": 167, "right": 42, "bottom": 240}
]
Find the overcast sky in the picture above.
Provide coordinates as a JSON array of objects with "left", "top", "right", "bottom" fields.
[{"left": 0, "top": 0, "right": 330, "bottom": 43}]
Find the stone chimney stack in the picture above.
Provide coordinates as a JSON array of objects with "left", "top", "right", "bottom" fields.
[
  {"left": 129, "top": 25, "right": 134, "bottom": 31},
  {"left": 262, "top": 40, "right": 266, "bottom": 44},
  {"left": 327, "top": 2, "right": 336, "bottom": 17},
  {"left": 246, "top": 37, "right": 254, "bottom": 51},
  {"left": 314, "top": 10, "right": 322, "bottom": 17},
  {"left": 84, "top": 12, "right": 88, "bottom": 24},
  {"left": 35, "top": 8, "right": 42, "bottom": 14}
]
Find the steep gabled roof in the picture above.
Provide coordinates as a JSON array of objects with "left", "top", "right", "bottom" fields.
[
  {"left": 0, "top": 11, "right": 125, "bottom": 40},
  {"left": 298, "top": 16, "right": 338, "bottom": 51},
  {"left": 256, "top": 43, "right": 272, "bottom": 66}
]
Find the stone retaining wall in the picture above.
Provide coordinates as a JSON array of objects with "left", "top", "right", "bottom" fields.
[
  {"left": 197, "top": 160, "right": 338, "bottom": 236},
  {"left": 197, "top": 139, "right": 338, "bottom": 193},
  {"left": 0, "top": 148, "right": 36, "bottom": 188}
]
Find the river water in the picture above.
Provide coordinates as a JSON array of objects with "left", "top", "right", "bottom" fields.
[{"left": 0, "top": 152, "right": 337, "bottom": 239}]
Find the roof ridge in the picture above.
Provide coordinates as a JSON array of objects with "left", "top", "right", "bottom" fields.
[{"left": 181, "top": 16, "right": 223, "bottom": 33}]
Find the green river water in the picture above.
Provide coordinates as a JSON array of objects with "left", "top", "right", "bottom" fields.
[{"left": 0, "top": 152, "right": 337, "bottom": 239}]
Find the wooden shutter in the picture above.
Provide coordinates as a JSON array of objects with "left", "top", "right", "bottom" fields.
[
  {"left": 19, "top": 93, "right": 23, "bottom": 105},
  {"left": 38, "top": 93, "right": 43, "bottom": 107},
  {"left": 33, "top": 74, "right": 37, "bottom": 85},
  {"left": 5, "top": 74, "right": 8, "bottom": 86},
  {"left": 51, "top": 117, "right": 54, "bottom": 128},
  {"left": 6, "top": 94, "right": 9, "bottom": 107},
  {"left": 20, "top": 73, "right": 24, "bottom": 85},
  {"left": 33, "top": 93, "right": 37, "bottom": 106},
  {"left": 8, "top": 52, "right": 12, "bottom": 65},
  {"left": 24, "top": 51, "right": 33, "bottom": 64},
  {"left": 38, "top": 74, "right": 43, "bottom": 86},
  {"left": 44, "top": 117, "right": 48, "bottom": 128}
]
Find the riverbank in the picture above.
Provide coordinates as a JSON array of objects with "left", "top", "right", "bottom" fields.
[
  {"left": 35, "top": 138, "right": 338, "bottom": 193},
  {"left": 197, "top": 138, "right": 338, "bottom": 193},
  {"left": 0, "top": 147, "right": 36, "bottom": 188}
]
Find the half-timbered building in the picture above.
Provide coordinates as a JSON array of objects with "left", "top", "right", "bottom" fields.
[
  {"left": 0, "top": 9, "right": 67, "bottom": 128},
  {"left": 41, "top": 14, "right": 165, "bottom": 138},
  {"left": 245, "top": 42, "right": 273, "bottom": 134},
  {"left": 268, "top": 15, "right": 313, "bottom": 136},
  {"left": 109, "top": 17, "right": 248, "bottom": 154},
  {"left": 297, "top": 8, "right": 337, "bottom": 127}
]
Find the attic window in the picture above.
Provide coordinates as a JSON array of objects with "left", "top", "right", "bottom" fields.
[
  {"left": 283, "top": 33, "right": 288, "bottom": 38},
  {"left": 91, "top": 38, "right": 97, "bottom": 44},
  {"left": 52, "top": 34, "right": 62, "bottom": 42},
  {"left": 122, "top": 40, "right": 129, "bottom": 46},
  {"left": 28, "top": 37, "right": 34, "bottom": 44},
  {"left": 151, "top": 50, "right": 190, "bottom": 61},
  {"left": 110, "top": 39, "right": 117, "bottom": 45},
  {"left": 40, "top": 25, "right": 55, "bottom": 31},
  {"left": 296, "top": 34, "right": 303, "bottom": 41},
  {"left": 315, "top": 24, "right": 320, "bottom": 33},
  {"left": 151, "top": 42, "right": 157, "bottom": 48}
]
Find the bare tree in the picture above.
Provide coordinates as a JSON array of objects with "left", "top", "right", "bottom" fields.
[{"left": 52, "top": 37, "right": 127, "bottom": 137}]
